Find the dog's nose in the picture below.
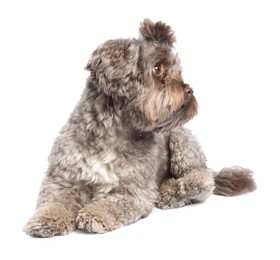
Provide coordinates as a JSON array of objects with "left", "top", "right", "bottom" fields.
[
  {"left": 183, "top": 84, "right": 193, "bottom": 97},
  {"left": 186, "top": 88, "right": 193, "bottom": 95}
]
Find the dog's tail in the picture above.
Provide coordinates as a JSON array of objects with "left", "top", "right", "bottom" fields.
[{"left": 212, "top": 166, "right": 256, "bottom": 196}]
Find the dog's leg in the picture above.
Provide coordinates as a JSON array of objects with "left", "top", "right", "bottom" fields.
[
  {"left": 157, "top": 127, "right": 215, "bottom": 209},
  {"left": 76, "top": 185, "right": 155, "bottom": 233},
  {"left": 24, "top": 176, "right": 90, "bottom": 237}
]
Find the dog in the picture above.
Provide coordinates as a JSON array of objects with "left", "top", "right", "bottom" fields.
[{"left": 24, "top": 19, "right": 256, "bottom": 237}]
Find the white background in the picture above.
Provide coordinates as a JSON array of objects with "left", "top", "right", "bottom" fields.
[{"left": 0, "top": 0, "right": 279, "bottom": 259}]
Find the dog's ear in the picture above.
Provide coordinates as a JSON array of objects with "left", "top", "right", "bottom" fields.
[
  {"left": 139, "top": 19, "right": 176, "bottom": 46},
  {"left": 85, "top": 39, "right": 140, "bottom": 97}
]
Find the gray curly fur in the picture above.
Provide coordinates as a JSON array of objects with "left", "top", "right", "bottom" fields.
[{"left": 24, "top": 19, "right": 256, "bottom": 237}]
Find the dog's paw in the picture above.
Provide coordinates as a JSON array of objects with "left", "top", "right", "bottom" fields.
[
  {"left": 24, "top": 215, "right": 74, "bottom": 238},
  {"left": 76, "top": 212, "right": 106, "bottom": 233},
  {"left": 76, "top": 209, "right": 118, "bottom": 233},
  {"left": 157, "top": 195, "right": 186, "bottom": 209},
  {"left": 157, "top": 171, "right": 215, "bottom": 209},
  {"left": 23, "top": 207, "right": 74, "bottom": 238}
]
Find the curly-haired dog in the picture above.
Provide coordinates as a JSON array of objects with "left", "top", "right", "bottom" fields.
[{"left": 24, "top": 19, "right": 256, "bottom": 237}]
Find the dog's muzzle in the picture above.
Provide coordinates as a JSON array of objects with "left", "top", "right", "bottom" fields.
[{"left": 183, "top": 84, "right": 194, "bottom": 102}]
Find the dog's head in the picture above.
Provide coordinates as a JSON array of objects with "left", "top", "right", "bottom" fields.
[{"left": 86, "top": 19, "right": 198, "bottom": 132}]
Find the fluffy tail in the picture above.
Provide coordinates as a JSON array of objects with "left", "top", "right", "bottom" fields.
[{"left": 213, "top": 166, "right": 256, "bottom": 196}]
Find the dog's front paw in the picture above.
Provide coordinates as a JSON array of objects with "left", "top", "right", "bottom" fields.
[
  {"left": 76, "top": 205, "right": 120, "bottom": 233},
  {"left": 24, "top": 207, "right": 74, "bottom": 238},
  {"left": 76, "top": 212, "right": 107, "bottom": 233}
]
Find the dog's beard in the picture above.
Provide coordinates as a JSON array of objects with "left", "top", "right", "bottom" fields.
[
  {"left": 153, "top": 95, "right": 198, "bottom": 132},
  {"left": 125, "top": 81, "right": 198, "bottom": 133}
]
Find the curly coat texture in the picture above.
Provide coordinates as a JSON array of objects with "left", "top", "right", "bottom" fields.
[{"left": 24, "top": 19, "right": 256, "bottom": 238}]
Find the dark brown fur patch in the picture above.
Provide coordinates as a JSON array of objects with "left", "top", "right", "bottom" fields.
[
  {"left": 214, "top": 167, "right": 257, "bottom": 196},
  {"left": 139, "top": 19, "right": 176, "bottom": 46}
]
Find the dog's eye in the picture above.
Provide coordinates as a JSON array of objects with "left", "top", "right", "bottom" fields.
[{"left": 153, "top": 63, "right": 162, "bottom": 75}]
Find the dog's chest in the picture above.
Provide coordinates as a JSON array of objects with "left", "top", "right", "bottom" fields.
[
  {"left": 82, "top": 149, "right": 118, "bottom": 184},
  {"left": 84, "top": 134, "right": 167, "bottom": 186}
]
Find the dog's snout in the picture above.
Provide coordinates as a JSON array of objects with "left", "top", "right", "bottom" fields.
[
  {"left": 186, "top": 88, "right": 193, "bottom": 95},
  {"left": 183, "top": 84, "right": 193, "bottom": 98}
]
